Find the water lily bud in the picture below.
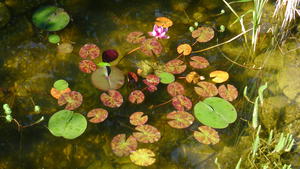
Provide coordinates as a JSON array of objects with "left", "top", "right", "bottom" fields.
[
  {"left": 102, "top": 49, "right": 119, "bottom": 63},
  {"left": 5, "top": 115, "right": 12, "bottom": 122},
  {"left": 194, "top": 22, "right": 199, "bottom": 27},
  {"left": 34, "top": 105, "right": 41, "bottom": 113},
  {"left": 219, "top": 25, "right": 225, "bottom": 32},
  {"left": 189, "top": 26, "right": 195, "bottom": 32},
  {"left": 220, "top": 9, "right": 225, "bottom": 14},
  {"left": 3, "top": 104, "right": 11, "bottom": 115}
]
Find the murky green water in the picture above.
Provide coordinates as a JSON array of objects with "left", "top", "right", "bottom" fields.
[{"left": 0, "top": 0, "right": 300, "bottom": 169}]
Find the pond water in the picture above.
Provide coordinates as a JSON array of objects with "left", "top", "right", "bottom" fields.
[{"left": 0, "top": 0, "right": 300, "bottom": 169}]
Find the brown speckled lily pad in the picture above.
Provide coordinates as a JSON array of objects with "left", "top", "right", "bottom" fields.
[
  {"left": 193, "top": 126, "right": 220, "bottom": 145},
  {"left": 100, "top": 90, "right": 123, "bottom": 108},
  {"left": 87, "top": 108, "right": 108, "bottom": 123},
  {"left": 172, "top": 95, "right": 192, "bottom": 111},
  {"left": 140, "top": 38, "right": 162, "bottom": 56},
  {"left": 79, "top": 43, "right": 100, "bottom": 59},
  {"left": 189, "top": 56, "right": 209, "bottom": 69},
  {"left": 192, "top": 27, "right": 214, "bottom": 43},
  {"left": 133, "top": 124, "right": 161, "bottom": 143},
  {"left": 177, "top": 44, "right": 192, "bottom": 56},
  {"left": 143, "top": 74, "right": 160, "bottom": 86},
  {"left": 58, "top": 91, "right": 83, "bottom": 110},
  {"left": 129, "top": 90, "right": 145, "bottom": 104},
  {"left": 218, "top": 84, "right": 238, "bottom": 101},
  {"left": 130, "top": 148, "right": 156, "bottom": 166},
  {"left": 126, "top": 32, "right": 146, "bottom": 44},
  {"left": 147, "top": 85, "right": 157, "bottom": 92},
  {"left": 165, "top": 59, "right": 186, "bottom": 74},
  {"left": 79, "top": 60, "right": 97, "bottom": 73},
  {"left": 194, "top": 82, "right": 218, "bottom": 98},
  {"left": 130, "top": 112, "right": 148, "bottom": 126},
  {"left": 167, "top": 111, "right": 194, "bottom": 129},
  {"left": 111, "top": 134, "right": 137, "bottom": 157},
  {"left": 167, "top": 82, "right": 185, "bottom": 97}
]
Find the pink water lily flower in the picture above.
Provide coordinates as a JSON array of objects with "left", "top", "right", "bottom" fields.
[{"left": 148, "top": 24, "right": 170, "bottom": 39}]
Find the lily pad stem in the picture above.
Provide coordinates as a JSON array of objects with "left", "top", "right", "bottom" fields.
[
  {"left": 149, "top": 99, "right": 172, "bottom": 109},
  {"left": 117, "top": 47, "right": 141, "bottom": 64}
]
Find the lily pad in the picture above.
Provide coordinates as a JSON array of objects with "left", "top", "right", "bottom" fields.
[
  {"left": 32, "top": 6, "right": 70, "bottom": 31},
  {"left": 79, "top": 43, "right": 100, "bottom": 59},
  {"left": 218, "top": 84, "right": 238, "bottom": 101},
  {"left": 165, "top": 59, "right": 187, "bottom": 74},
  {"left": 57, "top": 43, "right": 73, "bottom": 54},
  {"left": 167, "top": 82, "right": 185, "bottom": 97},
  {"left": 210, "top": 70, "right": 229, "bottom": 83},
  {"left": 48, "top": 110, "right": 87, "bottom": 139},
  {"left": 126, "top": 32, "right": 146, "bottom": 44},
  {"left": 167, "top": 111, "right": 194, "bottom": 129},
  {"left": 140, "top": 38, "right": 163, "bottom": 56},
  {"left": 100, "top": 90, "right": 123, "bottom": 108},
  {"left": 91, "top": 66, "right": 125, "bottom": 91},
  {"left": 79, "top": 60, "right": 97, "bottom": 74},
  {"left": 128, "top": 72, "right": 138, "bottom": 83},
  {"left": 129, "top": 90, "right": 145, "bottom": 104},
  {"left": 130, "top": 149, "right": 156, "bottom": 166},
  {"left": 130, "top": 112, "right": 148, "bottom": 126},
  {"left": 53, "top": 79, "right": 69, "bottom": 91},
  {"left": 158, "top": 72, "right": 175, "bottom": 84},
  {"left": 194, "top": 97, "right": 237, "bottom": 128},
  {"left": 194, "top": 82, "right": 218, "bottom": 98},
  {"left": 192, "top": 27, "right": 214, "bottom": 43},
  {"left": 133, "top": 124, "right": 161, "bottom": 143},
  {"left": 193, "top": 126, "right": 220, "bottom": 144},
  {"left": 147, "top": 85, "right": 157, "bottom": 92},
  {"left": 155, "top": 17, "right": 173, "bottom": 28},
  {"left": 177, "top": 44, "right": 192, "bottom": 56},
  {"left": 48, "top": 34, "right": 60, "bottom": 44},
  {"left": 58, "top": 91, "right": 83, "bottom": 110},
  {"left": 189, "top": 56, "right": 209, "bottom": 69},
  {"left": 87, "top": 108, "right": 108, "bottom": 123},
  {"left": 111, "top": 134, "right": 137, "bottom": 157},
  {"left": 172, "top": 95, "right": 192, "bottom": 111},
  {"left": 143, "top": 74, "right": 160, "bottom": 86},
  {"left": 50, "top": 87, "right": 71, "bottom": 99},
  {"left": 186, "top": 71, "right": 204, "bottom": 84}
]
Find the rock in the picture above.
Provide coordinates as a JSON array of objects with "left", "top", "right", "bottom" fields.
[
  {"left": 0, "top": 2, "right": 10, "bottom": 28},
  {"left": 284, "top": 104, "right": 300, "bottom": 124}
]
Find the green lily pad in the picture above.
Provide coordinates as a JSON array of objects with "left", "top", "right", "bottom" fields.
[
  {"left": 48, "top": 34, "right": 60, "bottom": 44},
  {"left": 111, "top": 134, "right": 137, "bottom": 157},
  {"left": 194, "top": 97, "right": 237, "bottom": 129},
  {"left": 48, "top": 110, "right": 87, "bottom": 139},
  {"left": 133, "top": 124, "right": 161, "bottom": 143},
  {"left": 53, "top": 79, "right": 69, "bottom": 91},
  {"left": 167, "top": 111, "right": 194, "bottom": 129},
  {"left": 32, "top": 6, "right": 70, "bottom": 31},
  {"left": 193, "top": 126, "right": 220, "bottom": 144},
  {"left": 158, "top": 72, "right": 175, "bottom": 84},
  {"left": 91, "top": 66, "right": 125, "bottom": 91}
]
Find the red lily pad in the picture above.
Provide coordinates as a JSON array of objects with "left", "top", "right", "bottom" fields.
[
  {"left": 129, "top": 90, "right": 145, "bottom": 104},
  {"left": 189, "top": 56, "right": 209, "bottom": 69},
  {"left": 130, "top": 112, "right": 148, "bottom": 126},
  {"left": 100, "top": 90, "right": 123, "bottom": 108},
  {"left": 192, "top": 27, "right": 214, "bottom": 43},
  {"left": 50, "top": 87, "right": 71, "bottom": 99},
  {"left": 79, "top": 60, "right": 97, "bottom": 73},
  {"left": 111, "top": 134, "right": 137, "bottom": 157},
  {"left": 172, "top": 95, "right": 192, "bottom": 111},
  {"left": 167, "top": 82, "right": 185, "bottom": 97},
  {"left": 126, "top": 32, "right": 146, "bottom": 44},
  {"left": 165, "top": 59, "right": 187, "bottom": 74},
  {"left": 143, "top": 74, "right": 160, "bottom": 86},
  {"left": 128, "top": 72, "right": 138, "bottom": 83},
  {"left": 194, "top": 82, "right": 218, "bottom": 98},
  {"left": 58, "top": 91, "right": 83, "bottom": 110},
  {"left": 133, "top": 124, "right": 161, "bottom": 143},
  {"left": 218, "top": 84, "right": 238, "bottom": 101},
  {"left": 193, "top": 126, "right": 220, "bottom": 145},
  {"left": 167, "top": 111, "right": 194, "bottom": 129},
  {"left": 79, "top": 43, "right": 100, "bottom": 59},
  {"left": 140, "top": 38, "right": 163, "bottom": 56},
  {"left": 87, "top": 108, "right": 108, "bottom": 123},
  {"left": 147, "top": 85, "right": 157, "bottom": 92}
]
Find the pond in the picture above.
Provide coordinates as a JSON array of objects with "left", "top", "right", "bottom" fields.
[{"left": 0, "top": 0, "right": 300, "bottom": 168}]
